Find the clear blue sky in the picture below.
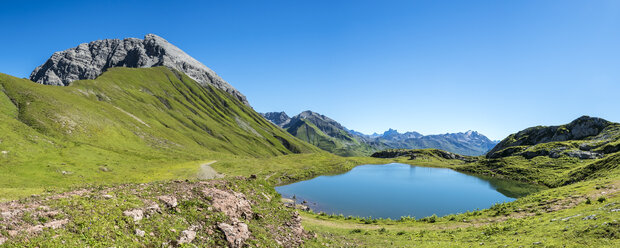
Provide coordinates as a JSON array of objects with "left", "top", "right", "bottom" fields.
[{"left": 1, "top": 0, "right": 619, "bottom": 140}]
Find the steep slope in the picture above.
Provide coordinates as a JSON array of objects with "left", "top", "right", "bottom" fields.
[
  {"left": 264, "top": 111, "right": 375, "bottom": 156},
  {"left": 487, "top": 116, "right": 620, "bottom": 159},
  {"left": 30, "top": 34, "right": 249, "bottom": 105},
  {"left": 0, "top": 67, "right": 319, "bottom": 198}
]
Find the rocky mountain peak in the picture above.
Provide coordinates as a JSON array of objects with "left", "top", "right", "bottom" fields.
[
  {"left": 30, "top": 34, "right": 249, "bottom": 105},
  {"left": 383, "top": 128, "right": 400, "bottom": 136},
  {"left": 294, "top": 111, "right": 341, "bottom": 127},
  {"left": 261, "top": 112, "right": 291, "bottom": 127}
]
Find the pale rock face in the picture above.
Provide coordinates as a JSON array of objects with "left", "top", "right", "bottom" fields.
[{"left": 30, "top": 34, "right": 249, "bottom": 106}]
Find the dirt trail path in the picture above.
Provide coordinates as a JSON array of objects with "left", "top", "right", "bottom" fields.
[{"left": 197, "top": 161, "right": 224, "bottom": 180}]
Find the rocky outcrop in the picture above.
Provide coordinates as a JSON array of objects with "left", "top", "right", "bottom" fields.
[
  {"left": 30, "top": 34, "right": 249, "bottom": 105},
  {"left": 487, "top": 116, "right": 617, "bottom": 159},
  {"left": 218, "top": 221, "right": 250, "bottom": 248},
  {"left": 371, "top": 149, "right": 476, "bottom": 162},
  {"left": 262, "top": 111, "right": 291, "bottom": 127}
]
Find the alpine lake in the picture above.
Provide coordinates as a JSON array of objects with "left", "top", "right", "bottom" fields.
[{"left": 276, "top": 163, "right": 543, "bottom": 219}]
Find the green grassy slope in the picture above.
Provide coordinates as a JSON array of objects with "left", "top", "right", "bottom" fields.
[
  {"left": 0, "top": 67, "right": 320, "bottom": 199},
  {"left": 285, "top": 118, "right": 375, "bottom": 157}
]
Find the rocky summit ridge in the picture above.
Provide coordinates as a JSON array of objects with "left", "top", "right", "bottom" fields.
[
  {"left": 30, "top": 34, "right": 249, "bottom": 105},
  {"left": 487, "top": 116, "right": 620, "bottom": 159}
]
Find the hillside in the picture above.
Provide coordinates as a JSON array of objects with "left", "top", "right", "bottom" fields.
[
  {"left": 0, "top": 67, "right": 319, "bottom": 199},
  {"left": 278, "top": 111, "right": 375, "bottom": 157},
  {"left": 487, "top": 116, "right": 620, "bottom": 159}
]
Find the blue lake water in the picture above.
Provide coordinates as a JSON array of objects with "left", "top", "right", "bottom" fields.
[{"left": 276, "top": 163, "right": 541, "bottom": 219}]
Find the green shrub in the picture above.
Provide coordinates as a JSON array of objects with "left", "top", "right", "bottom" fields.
[{"left": 350, "top": 228, "right": 363, "bottom": 234}]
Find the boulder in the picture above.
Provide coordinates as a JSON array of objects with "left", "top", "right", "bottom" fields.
[
  {"left": 157, "top": 195, "right": 178, "bottom": 208},
  {"left": 123, "top": 209, "right": 143, "bottom": 222},
  {"left": 218, "top": 220, "right": 250, "bottom": 248}
]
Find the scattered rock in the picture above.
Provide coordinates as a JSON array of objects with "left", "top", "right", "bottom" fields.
[
  {"left": 0, "top": 237, "right": 6, "bottom": 245},
  {"left": 135, "top": 229, "right": 145, "bottom": 237},
  {"left": 26, "top": 219, "right": 69, "bottom": 233},
  {"left": 561, "top": 214, "right": 581, "bottom": 221},
  {"left": 145, "top": 202, "right": 161, "bottom": 214},
  {"left": 123, "top": 209, "right": 143, "bottom": 221},
  {"left": 564, "top": 150, "right": 603, "bottom": 159},
  {"left": 203, "top": 188, "right": 253, "bottom": 219},
  {"left": 261, "top": 192, "right": 272, "bottom": 202},
  {"left": 582, "top": 214, "right": 597, "bottom": 220},
  {"left": 178, "top": 229, "right": 196, "bottom": 244},
  {"left": 218, "top": 220, "right": 250, "bottom": 248},
  {"left": 158, "top": 195, "right": 178, "bottom": 208},
  {"left": 102, "top": 194, "right": 114, "bottom": 199},
  {"left": 533, "top": 241, "right": 542, "bottom": 245},
  {"left": 99, "top": 167, "right": 109, "bottom": 172}
]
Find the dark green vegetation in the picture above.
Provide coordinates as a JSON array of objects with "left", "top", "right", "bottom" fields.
[{"left": 0, "top": 67, "right": 320, "bottom": 199}]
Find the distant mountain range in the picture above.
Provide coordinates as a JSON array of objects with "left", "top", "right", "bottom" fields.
[{"left": 262, "top": 111, "right": 499, "bottom": 156}]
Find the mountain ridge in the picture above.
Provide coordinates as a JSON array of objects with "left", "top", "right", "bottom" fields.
[
  {"left": 30, "top": 34, "right": 249, "bottom": 106},
  {"left": 262, "top": 110, "right": 498, "bottom": 156},
  {"left": 487, "top": 115, "right": 620, "bottom": 159}
]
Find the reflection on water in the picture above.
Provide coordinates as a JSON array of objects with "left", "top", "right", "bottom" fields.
[{"left": 276, "top": 163, "right": 542, "bottom": 219}]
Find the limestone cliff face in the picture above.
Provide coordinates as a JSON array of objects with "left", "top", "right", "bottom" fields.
[{"left": 30, "top": 34, "right": 249, "bottom": 105}]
